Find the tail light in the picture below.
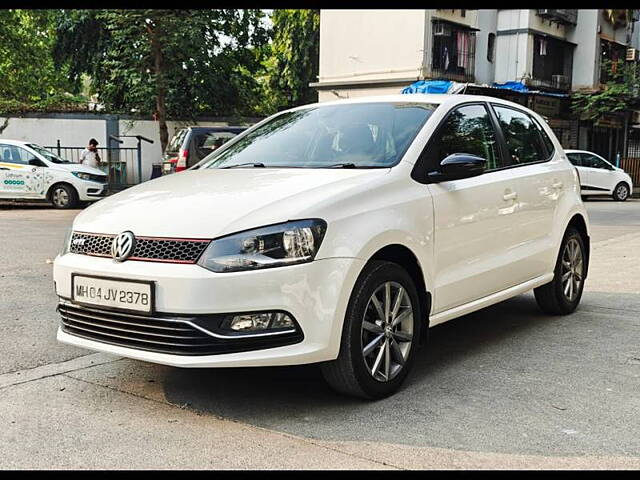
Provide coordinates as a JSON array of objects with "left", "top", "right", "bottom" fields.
[{"left": 176, "top": 149, "right": 189, "bottom": 172}]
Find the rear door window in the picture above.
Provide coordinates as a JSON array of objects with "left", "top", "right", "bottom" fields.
[
  {"left": 166, "top": 129, "right": 188, "bottom": 155},
  {"left": 492, "top": 105, "right": 549, "bottom": 166}
]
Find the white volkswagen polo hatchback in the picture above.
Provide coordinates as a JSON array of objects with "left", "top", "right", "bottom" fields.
[
  {"left": 565, "top": 149, "right": 634, "bottom": 201},
  {"left": 54, "top": 95, "right": 590, "bottom": 399},
  {"left": 0, "top": 140, "right": 108, "bottom": 208}
]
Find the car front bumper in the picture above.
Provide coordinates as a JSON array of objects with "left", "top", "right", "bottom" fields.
[{"left": 53, "top": 253, "right": 364, "bottom": 367}]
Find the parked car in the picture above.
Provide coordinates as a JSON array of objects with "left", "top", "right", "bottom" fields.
[
  {"left": 54, "top": 95, "right": 590, "bottom": 399},
  {"left": 565, "top": 149, "right": 634, "bottom": 201},
  {"left": 0, "top": 140, "right": 108, "bottom": 209},
  {"left": 162, "top": 126, "right": 247, "bottom": 175}
]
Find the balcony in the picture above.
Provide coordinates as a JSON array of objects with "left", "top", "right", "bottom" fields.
[
  {"left": 429, "top": 20, "right": 476, "bottom": 83},
  {"left": 530, "top": 35, "right": 574, "bottom": 92},
  {"left": 536, "top": 9, "right": 578, "bottom": 26}
]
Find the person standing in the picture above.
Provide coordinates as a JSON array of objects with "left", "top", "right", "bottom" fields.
[{"left": 79, "top": 138, "right": 101, "bottom": 168}]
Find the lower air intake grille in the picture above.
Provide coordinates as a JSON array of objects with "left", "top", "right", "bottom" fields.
[{"left": 58, "top": 301, "right": 303, "bottom": 356}]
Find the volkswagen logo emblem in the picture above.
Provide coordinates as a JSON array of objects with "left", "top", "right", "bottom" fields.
[{"left": 111, "top": 231, "right": 136, "bottom": 262}]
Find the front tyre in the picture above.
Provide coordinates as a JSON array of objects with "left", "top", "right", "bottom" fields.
[
  {"left": 50, "top": 184, "right": 78, "bottom": 209},
  {"left": 534, "top": 227, "right": 587, "bottom": 315},
  {"left": 321, "top": 261, "right": 421, "bottom": 399},
  {"left": 612, "top": 182, "right": 630, "bottom": 201}
]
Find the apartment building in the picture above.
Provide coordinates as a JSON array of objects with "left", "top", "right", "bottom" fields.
[{"left": 311, "top": 9, "right": 640, "bottom": 171}]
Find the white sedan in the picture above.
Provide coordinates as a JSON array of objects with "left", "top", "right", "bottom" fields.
[
  {"left": 565, "top": 149, "right": 634, "bottom": 201},
  {"left": 54, "top": 94, "right": 590, "bottom": 399},
  {"left": 0, "top": 140, "right": 108, "bottom": 208}
]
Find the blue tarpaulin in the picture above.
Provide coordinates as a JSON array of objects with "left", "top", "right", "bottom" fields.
[
  {"left": 492, "top": 81, "right": 530, "bottom": 93},
  {"left": 401, "top": 80, "right": 453, "bottom": 94}
]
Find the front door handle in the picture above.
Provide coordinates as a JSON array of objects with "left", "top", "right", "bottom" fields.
[{"left": 503, "top": 191, "right": 517, "bottom": 201}]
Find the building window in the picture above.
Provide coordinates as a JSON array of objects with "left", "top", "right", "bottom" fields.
[
  {"left": 431, "top": 20, "right": 476, "bottom": 82},
  {"left": 600, "top": 39, "right": 627, "bottom": 84},
  {"left": 531, "top": 35, "right": 574, "bottom": 91},
  {"left": 487, "top": 33, "right": 495, "bottom": 63}
]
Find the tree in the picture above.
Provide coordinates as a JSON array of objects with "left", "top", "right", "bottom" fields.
[
  {"left": 260, "top": 9, "right": 320, "bottom": 113},
  {"left": 54, "top": 9, "right": 269, "bottom": 151},
  {"left": 0, "top": 10, "right": 77, "bottom": 107},
  {"left": 571, "top": 59, "right": 640, "bottom": 122}
]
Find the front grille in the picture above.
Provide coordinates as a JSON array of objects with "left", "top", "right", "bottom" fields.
[
  {"left": 70, "top": 231, "right": 210, "bottom": 264},
  {"left": 58, "top": 301, "right": 303, "bottom": 356}
]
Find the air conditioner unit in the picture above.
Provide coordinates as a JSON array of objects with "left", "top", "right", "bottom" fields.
[
  {"left": 433, "top": 23, "right": 451, "bottom": 36},
  {"left": 552, "top": 75, "right": 569, "bottom": 89},
  {"left": 627, "top": 47, "right": 637, "bottom": 61}
]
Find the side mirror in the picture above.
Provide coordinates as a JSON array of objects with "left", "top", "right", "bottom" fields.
[
  {"left": 428, "top": 153, "right": 487, "bottom": 182},
  {"left": 28, "top": 158, "right": 45, "bottom": 167}
]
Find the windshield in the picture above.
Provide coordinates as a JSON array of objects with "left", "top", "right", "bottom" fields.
[
  {"left": 200, "top": 102, "right": 438, "bottom": 169},
  {"left": 26, "top": 143, "right": 69, "bottom": 164}
]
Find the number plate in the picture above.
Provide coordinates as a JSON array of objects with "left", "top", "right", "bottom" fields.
[{"left": 71, "top": 274, "right": 154, "bottom": 313}]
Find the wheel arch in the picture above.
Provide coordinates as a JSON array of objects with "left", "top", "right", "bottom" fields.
[
  {"left": 566, "top": 213, "right": 590, "bottom": 272},
  {"left": 46, "top": 181, "right": 78, "bottom": 201},
  {"left": 367, "top": 244, "right": 432, "bottom": 342}
]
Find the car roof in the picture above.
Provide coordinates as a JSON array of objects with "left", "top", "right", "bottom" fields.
[
  {"left": 0, "top": 139, "right": 31, "bottom": 146},
  {"left": 289, "top": 93, "right": 531, "bottom": 112},
  {"left": 185, "top": 126, "right": 247, "bottom": 132}
]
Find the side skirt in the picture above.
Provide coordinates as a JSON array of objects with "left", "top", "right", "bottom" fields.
[{"left": 429, "top": 273, "right": 554, "bottom": 327}]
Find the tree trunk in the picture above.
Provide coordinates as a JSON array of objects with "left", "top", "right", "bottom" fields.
[{"left": 149, "top": 23, "right": 169, "bottom": 152}]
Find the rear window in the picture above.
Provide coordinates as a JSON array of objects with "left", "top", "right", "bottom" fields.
[{"left": 166, "top": 129, "right": 188, "bottom": 154}]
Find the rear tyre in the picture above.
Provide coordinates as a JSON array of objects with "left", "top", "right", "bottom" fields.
[
  {"left": 50, "top": 184, "right": 78, "bottom": 209},
  {"left": 612, "top": 182, "right": 630, "bottom": 202},
  {"left": 321, "top": 261, "right": 422, "bottom": 400},
  {"left": 534, "top": 227, "right": 586, "bottom": 315}
]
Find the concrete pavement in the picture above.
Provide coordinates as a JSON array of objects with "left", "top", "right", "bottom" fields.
[{"left": 0, "top": 199, "right": 639, "bottom": 469}]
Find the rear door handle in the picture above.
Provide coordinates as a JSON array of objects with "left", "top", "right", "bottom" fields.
[{"left": 503, "top": 191, "right": 517, "bottom": 201}]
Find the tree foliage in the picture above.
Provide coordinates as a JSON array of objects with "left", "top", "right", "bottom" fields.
[
  {"left": 54, "top": 9, "right": 269, "bottom": 149},
  {"left": 260, "top": 9, "right": 320, "bottom": 113},
  {"left": 572, "top": 59, "right": 640, "bottom": 121},
  {"left": 0, "top": 10, "right": 77, "bottom": 105}
]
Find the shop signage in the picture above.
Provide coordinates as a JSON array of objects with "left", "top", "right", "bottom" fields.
[
  {"left": 595, "top": 114, "right": 624, "bottom": 129},
  {"left": 532, "top": 95, "right": 561, "bottom": 117}
]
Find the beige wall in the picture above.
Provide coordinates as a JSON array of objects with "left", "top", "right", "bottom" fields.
[
  {"left": 0, "top": 116, "right": 245, "bottom": 183},
  {"left": 319, "top": 9, "right": 425, "bottom": 83},
  {"left": 318, "top": 86, "right": 404, "bottom": 102}
]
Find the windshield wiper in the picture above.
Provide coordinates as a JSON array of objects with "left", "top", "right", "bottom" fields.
[
  {"left": 326, "top": 163, "right": 357, "bottom": 168},
  {"left": 221, "top": 162, "right": 266, "bottom": 169}
]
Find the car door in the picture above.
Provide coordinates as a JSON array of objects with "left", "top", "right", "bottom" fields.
[
  {"left": 422, "top": 103, "right": 522, "bottom": 313},
  {"left": 0, "top": 144, "right": 43, "bottom": 199},
  {"left": 581, "top": 153, "right": 617, "bottom": 193},
  {"left": 491, "top": 104, "right": 569, "bottom": 280}
]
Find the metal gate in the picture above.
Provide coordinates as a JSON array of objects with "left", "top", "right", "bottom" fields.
[
  {"left": 47, "top": 135, "right": 153, "bottom": 192},
  {"left": 623, "top": 129, "right": 640, "bottom": 188}
]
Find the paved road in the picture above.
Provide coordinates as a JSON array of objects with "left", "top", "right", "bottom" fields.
[{"left": 1, "top": 199, "right": 639, "bottom": 469}]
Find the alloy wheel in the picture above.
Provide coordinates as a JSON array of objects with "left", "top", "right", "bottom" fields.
[
  {"left": 561, "top": 238, "right": 584, "bottom": 302},
  {"left": 616, "top": 184, "right": 629, "bottom": 200},
  {"left": 361, "top": 281, "right": 414, "bottom": 382},
  {"left": 52, "top": 188, "right": 69, "bottom": 208}
]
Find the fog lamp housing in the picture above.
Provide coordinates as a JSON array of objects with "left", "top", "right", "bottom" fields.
[{"left": 220, "top": 311, "right": 295, "bottom": 334}]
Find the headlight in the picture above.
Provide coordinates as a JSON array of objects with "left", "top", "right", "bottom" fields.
[
  {"left": 72, "top": 171, "right": 91, "bottom": 181},
  {"left": 197, "top": 219, "right": 327, "bottom": 273},
  {"left": 60, "top": 228, "right": 73, "bottom": 256}
]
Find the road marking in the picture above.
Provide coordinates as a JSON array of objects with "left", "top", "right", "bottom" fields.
[{"left": 0, "top": 352, "right": 121, "bottom": 390}]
